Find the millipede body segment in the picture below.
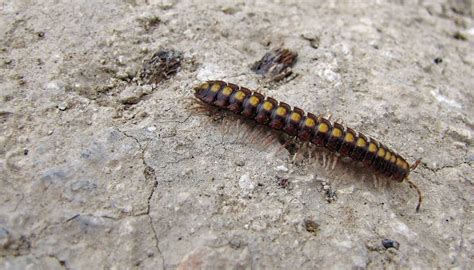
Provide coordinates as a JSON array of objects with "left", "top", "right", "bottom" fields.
[{"left": 194, "top": 80, "right": 422, "bottom": 210}]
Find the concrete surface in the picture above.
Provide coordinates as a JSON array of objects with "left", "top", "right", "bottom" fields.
[{"left": 1, "top": 0, "right": 473, "bottom": 269}]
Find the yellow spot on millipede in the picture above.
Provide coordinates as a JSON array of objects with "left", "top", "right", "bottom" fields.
[
  {"left": 276, "top": 106, "right": 287, "bottom": 116},
  {"left": 390, "top": 155, "right": 396, "bottom": 163},
  {"left": 396, "top": 157, "right": 404, "bottom": 167},
  {"left": 290, "top": 112, "right": 301, "bottom": 122},
  {"left": 401, "top": 161, "right": 408, "bottom": 170},
  {"left": 262, "top": 101, "right": 273, "bottom": 111},
  {"left": 318, "top": 123, "right": 329, "bottom": 133},
  {"left": 211, "top": 83, "right": 221, "bottom": 92},
  {"left": 332, "top": 128, "right": 342, "bottom": 137},
  {"left": 305, "top": 118, "right": 315, "bottom": 127},
  {"left": 249, "top": 96, "right": 260, "bottom": 106},
  {"left": 344, "top": 133, "right": 354, "bottom": 142},
  {"left": 368, "top": 142, "right": 377, "bottom": 153},
  {"left": 356, "top": 138, "right": 366, "bottom": 147},
  {"left": 377, "top": 147, "right": 386, "bottom": 157},
  {"left": 234, "top": 91, "right": 246, "bottom": 101},
  {"left": 222, "top": 86, "right": 233, "bottom": 96}
]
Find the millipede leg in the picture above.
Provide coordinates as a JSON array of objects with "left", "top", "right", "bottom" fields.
[
  {"left": 335, "top": 118, "right": 343, "bottom": 125},
  {"left": 248, "top": 127, "right": 263, "bottom": 144},
  {"left": 240, "top": 122, "right": 254, "bottom": 141},
  {"left": 372, "top": 175, "right": 379, "bottom": 189},
  {"left": 305, "top": 143, "right": 312, "bottom": 159},
  {"left": 331, "top": 155, "right": 339, "bottom": 171},
  {"left": 262, "top": 134, "right": 276, "bottom": 148},
  {"left": 291, "top": 151, "right": 298, "bottom": 162},
  {"left": 326, "top": 113, "right": 333, "bottom": 121},
  {"left": 277, "top": 138, "right": 293, "bottom": 154}
]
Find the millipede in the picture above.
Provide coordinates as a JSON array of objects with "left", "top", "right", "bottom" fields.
[{"left": 193, "top": 80, "right": 423, "bottom": 212}]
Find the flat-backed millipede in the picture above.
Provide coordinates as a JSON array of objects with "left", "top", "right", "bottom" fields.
[{"left": 194, "top": 80, "right": 422, "bottom": 211}]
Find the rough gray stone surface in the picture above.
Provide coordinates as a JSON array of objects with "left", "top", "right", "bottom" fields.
[{"left": 1, "top": 0, "right": 473, "bottom": 269}]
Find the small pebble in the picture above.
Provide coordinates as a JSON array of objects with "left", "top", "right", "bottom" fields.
[
  {"left": 57, "top": 102, "right": 68, "bottom": 111},
  {"left": 229, "top": 238, "right": 242, "bottom": 249},
  {"left": 466, "top": 154, "right": 474, "bottom": 163},
  {"left": 277, "top": 177, "right": 289, "bottom": 188},
  {"left": 0, "top": 227, "right": 10, "bottom": 247},
  {"left": 239, "top": 174, "right": 255, "bottom": 191},
  {"left": 382, "top": 238, "right": 400, "bottom": 250},
  {"left": 234, "top": 160, "right": 245, "bottom": 166},
  {"left": 304, "top": 219, "right": 320, "bottom": 235}
]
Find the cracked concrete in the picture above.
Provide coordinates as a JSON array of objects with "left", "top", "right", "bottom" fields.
[{"left": 1, "top": 0, "right": 473, "bottom": 269}]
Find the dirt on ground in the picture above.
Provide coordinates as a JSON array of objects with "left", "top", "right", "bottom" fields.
[{"left": 1, "top": 0, "right": 473, "bottom": 269}]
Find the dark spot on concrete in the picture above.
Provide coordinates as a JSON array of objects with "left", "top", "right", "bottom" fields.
[
  {"left": 382, "top": 238, "right": 400, "bottom": 250},
  {"left": 251, "top": 48, "right": 297, "bottom": 82},
  {"left": 453, "top": 31, "right": 467, "bottom": 41},
  {"left": 277, "top": 177, "right": 289, "bottom": 189},
  {"left": 434, "top": 58, "right": 443, "bottom": 64},
  {"left": 301, "top": 34, "right": 320, "bottom": 49},
  {"left": 304, "top": 219, "right": 320, "bottom": 235},
  {"left": 137, "top": 49, "right": 182, "bottom": 85},
  {"left": 137, "top": 16, "right": 161, "bottom": 32}
]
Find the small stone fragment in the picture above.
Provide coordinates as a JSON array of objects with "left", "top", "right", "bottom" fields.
[
  {"left": 57, "top": 102, "right": 68, "bottom": 111},
  {"left": 276, "top": 165, "right": 288, "bottom": 172},
  {"left": 382, "top": 238, "right": 400, "bottom": 250},
  {"left": 137, "top": 15, "right": 161, "bottom": 32},
  {"left": 453, "top": 31, "right": 467, "bottom": 41},
  {"left": 447, "top": 126, "right": 472, "bottom": 144},
  {"left": 321, "top": 182, "right": 337, "bottom": 202},
  {"left": 0, "top": 227, "right": 10, "bottom": 247},
  {"left": 239, "top": 174, "right": 255, "bottom": 191},
  {"left": 234, "top": 159, "right": 245, "bottom": 166},
  {"left": 301, "top": 33, "right": 320, "bottom": 49},
  {"left": 276, "top": 176, "right": 289, "bottom": 189},
  {"left": 222, "top": 6, "right": 239, "bottom": 15},
  {"left": 119, "top": 85, "right": 144, "bottom": 105},
  {"left": 304, "top": 219, "right": 320, "bottom": 235}
]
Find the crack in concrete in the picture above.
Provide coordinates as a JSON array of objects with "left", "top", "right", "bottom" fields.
[
  {"left": 114, "top": 127, "right": 165, "bottom": 269},
  {"left": 421, "top": 161, "right": 471, "bottom": 174},
  {"left": 47, "top": 254, "right": 68, "bottom": 270}
]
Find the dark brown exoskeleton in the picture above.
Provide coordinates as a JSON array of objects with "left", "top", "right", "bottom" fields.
[{"left": 194, "top": 81, "right": 423, "bottom": 211}]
